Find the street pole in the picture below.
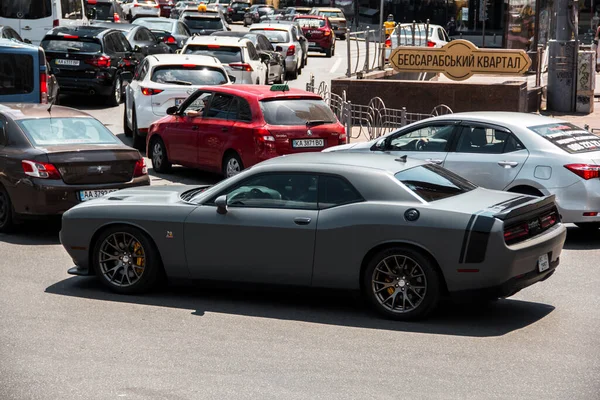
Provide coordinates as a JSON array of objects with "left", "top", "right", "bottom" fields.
[{"left": 379, "top": 0, "right": 385, "bottom": 41}]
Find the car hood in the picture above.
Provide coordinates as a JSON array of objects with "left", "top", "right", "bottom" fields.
[{"left": 72, "top": 185, "right": 210, "bottom": 209}]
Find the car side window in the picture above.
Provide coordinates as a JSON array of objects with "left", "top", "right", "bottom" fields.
[
  {"left": 182, "top": 91, "right": 213, "bottom": 114},
  {"left": 455, "top": 126, "right": 523, "bottom": 154},
  {"left": 220, "top": 173, "right": 319, "bottom": 210},
  {"left": 247, "top": 42, "right": 259, "bottom": 61},
  {"left": 261, "top": 36, "right": 274, "bottom": 51},
  {"left": 318, "top": 175, "right": 363, "bottom": 209},
  {"left": 237, "top": 97, "right": 252, "bottom": 122},
  {"left": 104, "top": 34, "right": 116, "bottom": 54},
  {"left": 388, "top": 124, "right": 456, "bottom": 152},
  {"left": 134, "top": 28, "right": 150, "bottom": 42},
  {"left": 134, "top": 59, "right": 149, "bottom": 80},
  {"left": 0, "top": 117, "right": 8, "bottom": 146},
  {"left": 206, "top": 93, "right": 234, "bottom": 119}
]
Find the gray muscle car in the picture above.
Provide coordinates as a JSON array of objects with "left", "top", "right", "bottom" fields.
[{"left": 60, "top": 153, "right": 566, "bottom": 320}]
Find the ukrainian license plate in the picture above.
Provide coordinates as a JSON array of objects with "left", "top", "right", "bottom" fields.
[
  {"left": 143, "top": 6, "right": 152, "bottom": 9},
  {"left": 293, "top": 139, "right": 324, "bottom": 148},
  {"left": 538, "top": 253, "right": 550, "bottom": 272},
  {"left": 308, "top": 42, "right": 317, "bottom": 46},
  {"left": 238, "top": 10, "right": 245, "bottom": 13},
  {"left": 175, "top": 98, "right": 186, "bottom": 106},
  {"left": 56, "top": 59, "right": 80, "bottom": 66},
  {"left": 79, "top": 189, "right": 118, "bottom": 202}
]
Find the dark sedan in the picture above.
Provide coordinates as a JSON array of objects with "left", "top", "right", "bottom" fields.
[
  {"left": 226, "top": 1, "right": 251, "bottom": 22},
  {"left": 0, "top": 104, "right": 150, "bottom": 232},
  {"left": 92, "top": 22, "right": 173, "bottom": 55},
  {"left": 132, "top": 17, "right": 191, "bottom": 50},
  {"left": 181, "top": 12, "right": 229, "bottom": 35}
]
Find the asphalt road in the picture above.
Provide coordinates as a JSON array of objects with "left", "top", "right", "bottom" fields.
[{"left": 1, "top": 25, "right": 600, "bottom": 400}]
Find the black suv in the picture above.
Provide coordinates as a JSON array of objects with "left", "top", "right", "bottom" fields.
[{"left": 41, "top": 27, "right": 138, "bottom": 106}]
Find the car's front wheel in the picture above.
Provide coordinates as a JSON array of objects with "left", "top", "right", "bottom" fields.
[
  {"left": 93, "top": 225, "right": 164, "bottom": 294},
  {"left": 150, "top": 138, "right": 172, "bottom": 173},
  {"left": 363, "top": 246, "right": 441, "bottom": 320}
]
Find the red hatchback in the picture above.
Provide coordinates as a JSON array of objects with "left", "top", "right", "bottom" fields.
[
  {"left": 294, "top": 15, "right": 335, "bottom": 57},
  {"left": 147, "top": 85, "right": 346, "bottom": 177}
]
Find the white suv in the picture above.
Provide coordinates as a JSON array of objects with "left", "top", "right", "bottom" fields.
[
  {"left": 121, "top": 0, "right": 161, "bottom": 21},
  {"left": 123, "top": 54, "right": 232, "bottom": 149},
  {"left": 182, "top": 36, "right": 268, "bottom": 85}
]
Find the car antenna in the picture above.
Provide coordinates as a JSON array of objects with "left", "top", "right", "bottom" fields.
[{"left": 395, "top": 155, "right": 407, "bottom": 162}]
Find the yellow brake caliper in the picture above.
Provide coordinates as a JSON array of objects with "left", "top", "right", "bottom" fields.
[{"left": 133, "top": 242, "right": 145, "bottom": 275}]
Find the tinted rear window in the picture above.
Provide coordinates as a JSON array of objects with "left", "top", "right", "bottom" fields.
[
  {"left": 529, "top": 122, "right": 600, "bottom": 154},
  {"left": 231, "top": 2, "right": 249, "bottom": 8},
  {"left": 137, "top": 19, "right": 174, "bottom": 31},
  {"left": 260, "top": 99, "right": 337, "bottom": 126},
  {"left": 296, "top": 18, "right": 326, "bottom": 28},
  {"left": 41, "top": 38, "right": 102, "bottom": 53},
  {"left": 17, "top": 117, "right": 120, "bottom": 146},
  {"left": 0, "top": 0, "right": 52, "bottom": 19},
  {"left": 250, "top": 29, "right": 289, "bottom": 43},
  {"left": 320, "top": 11, "right": 344, "bottom": 18},
  {"left": 183, "top": 45, "right": 241, "bottom": 64},
  {"left": 184, "top": 16, "right": 223, "bottom": 30},
  {"left": 395, "top": 164, "right": 476, "bottom": 202},
  {"left": 151, "top": 66, "right": 227, "bottom": 85},
  {"left": 0, "top": 54, "right": 34, "bottom": 95}
]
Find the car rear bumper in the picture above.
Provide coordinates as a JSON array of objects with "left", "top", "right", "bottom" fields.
[
  {"left": 7, "top": 177, "right": 150, "bottom": 216},
  {"left": 307, "top": 40, "right": 333, "bottom": 51},
  {"left": 550, "top": 180, "right": 600, "bottom": 223},
  {"left": 55, "top": 76, "right": 114, "bottom": 96}
]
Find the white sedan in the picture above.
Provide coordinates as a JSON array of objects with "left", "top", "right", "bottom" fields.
[
  {"left": 385, "top": 23, "right": 450, "bottom": 60},
  {"left": 325, "top": 112, "right": 600, "bottom": 229},
  {"left": 123, "top": 54, "right": 231, "bottom": 149},
  {"left": 121, "top": 0, "right": 161, "bottom": 21}
]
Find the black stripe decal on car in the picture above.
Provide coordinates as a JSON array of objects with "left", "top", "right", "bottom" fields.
[
  {"left": 459, "top": 214, "right": 477, "bottom": 264},
  {"left": 464, "top": 215, "right": 496, "bottom": 264}
]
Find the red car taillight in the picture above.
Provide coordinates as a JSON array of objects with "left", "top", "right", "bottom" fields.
[
  {"left": 426, "top": 40, "right": 435, "bottom": 47},
  {"left": 254, "top": 127, "right": 276, "bottom": 150},
  {"left": 40, "top": 71, "right": 48, "bottom": 104},
  {"left": 164, "top": 35, "right": 177, "bottom": 44},
  {"left": 286, "top": 44, "right": 296, "bottom": 56},
  {"left": 133, "top": 158, "right": 148, "bottom": 177},
  {"left": 540, "top": 212, "right": 558, "bottom": 229},
  {"left": 53, "top": 19, "right": 59, "bottom": 27},
  {"left": 22, "top": 160, "right": 61, "bottom": 179},
  {"left": 141, "top": 87, "right": 164, "bottom": 95},
  {"left": 564, "top": 164, "right": 600, "bottom": 180},
  {"left": 85, "top": 56, "right": 111, "bottom": 68},
  {"left": 339, "top": 127, "right": 347, "bottom": 144},
  {"left": 229, "top": 63, "right": 253, "bottom": 72},
  {"left": 504, "top": 222, "right": 529, "bottom": 244}
]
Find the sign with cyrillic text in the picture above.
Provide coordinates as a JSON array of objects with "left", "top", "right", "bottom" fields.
[{"left": 389, "top": 39, "right": 532, "bottom": 81}]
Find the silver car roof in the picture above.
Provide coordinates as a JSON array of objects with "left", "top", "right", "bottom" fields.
[{"left": 429, "top": 111, "right": 568, "bottom": 128}]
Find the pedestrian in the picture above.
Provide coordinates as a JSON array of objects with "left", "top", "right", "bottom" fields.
[
  {"left": 446, "top": 16, "right": 456, "bottom": 36},
  {"left": 383, "top": 14, "right": 396, "bottom": 37}
]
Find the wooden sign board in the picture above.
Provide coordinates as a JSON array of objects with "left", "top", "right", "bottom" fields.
[{"left": 389, "top": 40, "right": 532, "bottom": 81}]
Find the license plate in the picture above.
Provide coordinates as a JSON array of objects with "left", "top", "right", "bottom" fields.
[
  {"left": 79, "top": 189, "right": 118, "bottom": 202},
  {"left": 308, "top": 42, "right": 317, "bottom": 46},
  {"left": 538, "top": 253, "right": 550, "bottom": 272},
  {"left": 143, "top": 6, "right": 152, "bottom": 9},
  {"left": 56, "top": 59, "right": 80, "bottom": 66},
  {"left": 293, "top": 139, "right": 324, "bottom": 148},
  {"left": 175, "top": 98, "right": 186, "bottom": 106},
  {"left": 237, "top": 10, "right": 245, "bottom": 13}
]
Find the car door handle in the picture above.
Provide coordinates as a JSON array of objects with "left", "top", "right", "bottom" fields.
[
  {"left": 498, "top": 161, "right": 519, "bottom": 168},
  {"left": 425, "top": 158, "right": 444, "bottom": 165},
  {"left": 294, "top": 217, "right": 312, "bottom": 225},
  {"left": 22, "top": 26, "right": 32, "bottom": 30}
]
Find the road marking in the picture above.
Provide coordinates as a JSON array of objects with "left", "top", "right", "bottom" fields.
[{"left": 329, "top": 58, "right": 342, "bottom": 74}]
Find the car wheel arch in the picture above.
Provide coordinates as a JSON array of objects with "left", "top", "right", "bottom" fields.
[
  {"left": 359, "top": 241, "right": 449, "bottom": 296},
  {"left": 506, "top": 184, "right": 545, "bottom": 197}
]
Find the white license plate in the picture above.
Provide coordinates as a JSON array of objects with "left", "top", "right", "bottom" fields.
[
  {"left": 293, "top": 139, "right": 324, "bottom": 148},
  {"left": 237, "top": 10, "right": 245, "bottom": 13},
  {"left": 175, "top": 98, "right": 186, "bottom": 106},
  {"left": 143, "top": 6, "right": 152, "bottom": 9},
  {"left": 79, "top": 189, "right": 118, "bottom": 202},
  {"left": 538, "top": 253, "right": 550, "bottom": 272},
  {"left": 308, "top": 42, "right": 317, "bottom": 46},
  {"left": 56, "top": 59, "right": 80, "bottom": 66}
]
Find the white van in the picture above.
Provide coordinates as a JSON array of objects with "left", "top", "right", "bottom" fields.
[{"left": 0, "top": 0, "right": 89, "bottom": 46}]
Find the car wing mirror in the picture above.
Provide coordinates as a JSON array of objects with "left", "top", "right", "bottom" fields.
[
  {"left": 215, "top": 195, "right": 228, "bottom": 214},
  {"left": 121, "top": 71, "right": 133, "bottom": 83},
  {"left": 166, "top": 105, "right": 179, "bottom": 115},
  {"left": 228, "top": 74, "right": 236, "bottom": 83},
  {"left": 23, "top": 38, "right": 32, "bottom": 44},
  {"left": 86, "top": 8, "right": 97, "bottom": 20},
  {"left": 259, "top": 52, "right": 270, "bottom": 62},
  {"left": 275, "top": 45, "right": 283, "bottom": 52},
  {"left": 49, "top": 75, "right": 59, "bottom": 103}
]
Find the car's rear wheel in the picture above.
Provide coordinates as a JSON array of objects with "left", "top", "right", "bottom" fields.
[
  {"left": 123, "top": 104, "right": 132, "bottom": 137},
  {"left": 575, "top": 222, "right": 600, "bottom": 231},
  {"left": 150, "top": 138, "right": 172, "bottom": 173},
  {"left": 275, "top": 64, "right": 285, "bottom": 84},
  {"left": 325, "top": 47, "right": 332, "bottom": 58},
  {"left": 131, "top": 108, "right": 145, "bottom": 151},
  {"left": 0, "top": 185, "right": 14, "bottom": 233},
  {"left": 363, "top": 246, "right": 441, "bottom": 320},
  {"left": 107, "top": 74, "right": 122, "bottom": 107},
  {"left": 93, "top": 225, "right": 164, "bottom": 294},
  {"left": 222, "top": 152, "right": 243, "bottom": 178}
]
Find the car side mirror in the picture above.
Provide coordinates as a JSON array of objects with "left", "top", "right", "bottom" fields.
[
  {"left": 227, "top": 26, "right": 232, "bottom": 31},
  {"left": 23, "top": 38, "right": 32, "bottom": 44},
  {"left": 166, "top": 106, "right": 178, "bottom": 115},
  {"left": 49, "top": 75, "right": 59, "bottom": 103},
  {"left": 228, "top": 74, "right": 236, "bottom": 83},
  {"left": 259, "top": 52, "right": 270, "bottom": 62},
  {"left": 86, "top": 8, "right": 97, "bottom": 20},
  {"left": 121, "top": 71, "right": 133, "bottom": 83},
  {"left": 215, "top": 195, "right": 228, "bottom": 214},
  {"left": 275, "top": 45, "right": 283, "bottom": 52}
]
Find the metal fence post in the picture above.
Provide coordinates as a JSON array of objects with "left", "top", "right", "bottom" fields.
[
  {"left": 365, "top": 28, "right": 370, "bottom": 73},
  {"left": 401, "top": 107, "right": 407, "bottom": 126},
  {"left": 425, "top": 19, "right": 430, "bottom": 44},
  {"left": 346, "top": 100, "right": 352, "bottom": 143},
  {"left": 346, "top": 32, "right": 352, "bottom": 77},
  {"left": 412, "top": 21, "right": 416, "bottom": 46},
  {"left": 397, "top": 25, "right": 401, "bottom": 47}
]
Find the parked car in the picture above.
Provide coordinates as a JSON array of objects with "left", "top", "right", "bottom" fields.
[
  {"left": 0, "top": 39, "right": 58, "bottom": 104},
  {"left": 169, "top": 1, "right": 199, "bottom": 19},
  {"left": 385, "top": 23, "right": 450, "bottom": 60},
  {"left": 60, "top": 152, "right": 565, "bottom": 322},
  {"left": 310, "top": 7, "right": 346, "bottom": 39},
  {"left": 124, "top": 54, "right": 232, "bottom": 149},
  {"left": 283, "top": 6, "right": 312, "bottom": 20},
  {"left": 211, "top": 31, "right": 286, "bottom": 84},
  {"left": 155, "top": 0, "right": 175, "bottom": 17},
  {"left": 0, "top": 103, "right": 149, "bottom": 232},
  {"left": 325, "top": 112, "right": 600, "bottom": 229},
  {"left": 146, "top": 84, "right": 346, "bottom": 178},
  {"left": 180, "top": 11, "right": 229, "bottom": 35},
  {"left": 121, "top": 0, "right": 161, "bottom": 21},
  {"left": 249, "top": 23, "right": 304, "bottom": 79},
  {"left": 85, "top": 0, "right": 127, "bottom": 22},
  {"left": 41, "top": 27, "right": 137, "bottom": 105},
  {"left": 92, "top": 22, "right": 173, "bottom": 56},
  {"left": 0, "top": 25, "right": 26, "bottom": 42},
  {"left": 132, "top": 17, "right": 191, "bottom": 50},
  {"left": 294, "top": 15, "right": 334, "bottom": 57},
  {"left": 182, "top": 36, "right": 268, "bottom": 85},
  {"left": 226, "top": 1, "right": 251, "bottom": 23}
]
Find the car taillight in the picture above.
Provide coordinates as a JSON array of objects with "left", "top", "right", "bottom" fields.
[
  {"left": 323, "top": 29, "right": 331, "bottom": 36},
  {"left": 540, "top": 212, "right": 558, "bottom": 229},
  {"left": 22, "top": 160, "right": 61, "bottom": 179},
  {"left": 141, "top": 87, "right": 164, "bottom": 95},
  {"left": 40, "top": 71, "right": 48, "bottom": 104},
  {"left": 564, "top": 164, "right": 600, "bottom": 180},
  {"left": 286, "top": 44, "right": 295, "bottom": 56},
  {"left": 87, "top": 0, "right": 98, "bottom": 4},
  {"left": 504, "top": 222, "right": 529, "bottom": 244},
  {"left": 85, "top": 56, "right": 111, "bottom": 68},
  {"left": 133, "top": 158, "right": 148, "bottom": 177},
  {"left": 427, "top": 40, "right": 435, "bottom": 47},
  {"left": 53, "top": 19, "right": 59, "bottom": 27},
  {"left": 254, "top": 127, "right": 276, "bottom": 150},
  {"left": 338, "top": 128, "right": 347, "bottom": 144},
  {"left": 229, "top": 63, "right": 253, "bottom": 72},
  {"left": 164, "top": 35, "right": 177, "bottom": 44}
]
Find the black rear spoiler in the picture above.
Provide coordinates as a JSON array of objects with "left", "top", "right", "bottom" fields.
[{"left": 491, "top": 194, "right": 557, "bottom": 221}]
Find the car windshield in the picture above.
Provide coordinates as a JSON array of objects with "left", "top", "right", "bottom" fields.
[
  {"left": 250, "top": 29, "right": 289, "bottom": 43},
  {"left": 184, "top": 17, "right": 223, "bottom": 30},
  {"left": 183, "top": 45, "right": 242, "bottom": 63},
  {"left": 231, "top": 2, "right": 249, "bottom": 8},
  {"left": 136, "top": 19, "right": 174, "bottom": 31},
  {"left": 529, "top": 122, "right": 600, "bottom": 154},
  {"left": 258, "top": 7, "right": 273, "bottom": 12},
  {"left": 17, "top": 118, "right": 121, "bottom": 146},
  {"left": 296, "top": 18, "right": 326, "bottom": 28},
  {"left": 395, "top": 164, "right": 476, "bottom": 202},
  {"left": 41, "top": 38, "right": 102, "bottom": 53},
  {"left": 260, "top": 99, "right": 337, "bottom": 126},
  {"left": 86, "top": 3, "right": 114, "bottom": 20},
  {"left": 151, "top": 66, "right": 227, "bottom": 85},
  {"left": 320, "top": 11, "right": 343, "bottom": 18}
]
